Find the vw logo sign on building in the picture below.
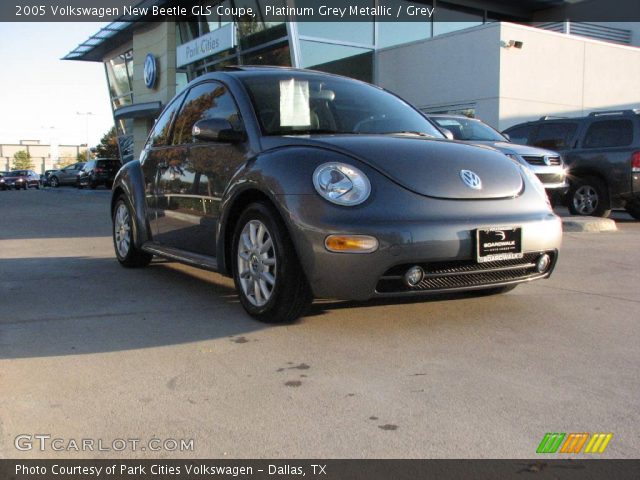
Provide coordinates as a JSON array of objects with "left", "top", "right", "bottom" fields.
[
  {"left": 460, "top": 170, "right": 482, "bottom": 190},
  {"left": 143, "top": 53, "right": 157, "bottom": 89}
]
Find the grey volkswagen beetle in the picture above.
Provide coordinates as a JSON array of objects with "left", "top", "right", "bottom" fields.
[{"left": 111, "top": 67, "right": 562, "bottom": 323}]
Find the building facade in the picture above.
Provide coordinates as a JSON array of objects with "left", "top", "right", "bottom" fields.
[
  {"left": 1, "top": 140, "right": 87, "bottom": 174},
  {"left": 64, "top": 0, "right": 640, "bottom": 159}
]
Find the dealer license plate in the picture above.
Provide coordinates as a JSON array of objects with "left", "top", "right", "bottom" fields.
[{"left": 476, "top": 227, "right": 523, "bottom": 263}]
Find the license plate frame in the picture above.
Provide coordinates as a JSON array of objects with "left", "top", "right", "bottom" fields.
[{"left": 476, "top": 226, "right": 523, "bottom": 263}]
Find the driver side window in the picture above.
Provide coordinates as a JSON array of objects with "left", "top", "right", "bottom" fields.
[{"left": 171, "top": 81, "right": 242, "bottom": 146}]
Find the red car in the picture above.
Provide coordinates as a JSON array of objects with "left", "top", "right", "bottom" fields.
[{"left": 0, "top": 170, "right": 41, "bottom": 190}]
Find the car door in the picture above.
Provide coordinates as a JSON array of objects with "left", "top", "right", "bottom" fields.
[
  {"left": 139, "top": 89, "right": 188, "bottom": 240},
  {"left": 568, "top": 118, "right": 635, "bottom": 196},
  {"left": 154, "top": 80, "right": 248, "bottom": 256}
]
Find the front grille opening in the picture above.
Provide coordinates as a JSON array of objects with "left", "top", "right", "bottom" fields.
[
  {"left": 522, "top": 155, "right": 561, "bottom": 166},
  {"left": 376, "top": 252, "right": 555, "bottom": 294}
]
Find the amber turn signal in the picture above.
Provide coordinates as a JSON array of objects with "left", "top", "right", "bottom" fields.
[{"left": 325, "top": 235, "right": 379, "bottom": 253}]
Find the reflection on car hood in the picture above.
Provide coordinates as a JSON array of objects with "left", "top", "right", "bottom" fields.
[
  {"left": 469, "top": 140, "right": 561, "bottom": 157},
  {"left": 263, "top": 134, "right": 524, "bottom": 200}
]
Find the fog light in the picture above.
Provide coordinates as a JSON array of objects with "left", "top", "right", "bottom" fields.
[
  {"left": 404, "top": 266, "right": 424, "bottom": 287},
  {"left": 325, "top": 235, "right": 378, "bottom": 253},
  {"left": 536, "top": 253, "right": 551, "bottom": 273}
]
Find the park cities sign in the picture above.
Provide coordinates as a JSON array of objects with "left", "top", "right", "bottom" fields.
[{"left": 177, "top": 23, "right": 235, "bottom": 68}]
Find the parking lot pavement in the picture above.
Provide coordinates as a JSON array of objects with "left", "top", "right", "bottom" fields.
[{"left": 1, "top": 188, "right": 639, "bottom": 459}]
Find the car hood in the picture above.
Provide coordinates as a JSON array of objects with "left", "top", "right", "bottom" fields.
[
  {"left": 262, "top": 134, "right": 524, "bottom": 199},
  {"left": 469, "top": 140, "right": 560, "bottom": 157}
]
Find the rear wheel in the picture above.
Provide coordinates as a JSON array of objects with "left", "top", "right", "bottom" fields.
[
  {"left": 568, "top": 176, "right": 611, "bottom": 217},
  {"left": 232, "top": 202, "right": 312, "bottom": 323},
  {"left": 112, "top": 196, "right": 152, "bottom": 268}
]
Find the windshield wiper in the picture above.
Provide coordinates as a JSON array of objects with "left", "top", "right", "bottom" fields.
[{"left": 386, "top": 131, "right": 438, "bottom": 138}]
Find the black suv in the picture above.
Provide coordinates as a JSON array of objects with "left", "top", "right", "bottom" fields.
[
  {"left": 77, "top": 158, "right": 121, "bottom": 189},
  {"left": 503, "top": 110, "right": 640, "bottom": 219}
]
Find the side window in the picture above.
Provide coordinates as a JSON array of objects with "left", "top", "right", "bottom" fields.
[
  {"left": 532, "top": 122, "right": 578, "bottom": 150},
  {"left": 171, "top": 81, "right": 242, "bottom": 145},
  {"left": 583, "top": 120, "right": 633, "bottom": 148},
  {"left": 148, "top": 91, "right": 187, "bottom": 147},
  {"left": 504, "top": 125, "right": 534, "bottom": 145}
]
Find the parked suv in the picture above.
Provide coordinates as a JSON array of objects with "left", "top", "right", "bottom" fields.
[
  {"left": 77, "top": 158, "right": 121, "bottom": 189},
  {"left": 503, "top": 110, "right": 640, "bottom": 219},
  {"left": 430, "top": 114, "right": 568, "bottom": 202},
  {"left": 49, "top": 162, "right": 86, "bottom": 187}
]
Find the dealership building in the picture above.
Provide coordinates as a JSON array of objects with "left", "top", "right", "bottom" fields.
[{"left": 64, "top": 0, "right": 640, "bottom": 160}]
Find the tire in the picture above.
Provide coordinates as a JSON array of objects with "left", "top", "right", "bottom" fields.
[
  {"left": 625, "top": 199, "right": 640, "bottom": 221},
  {"left": 50, "top": 176, "right": 59, "bottom": 188},
  {"left": 112, "top": 196, "right": 153, "bottom": 268},
  {"left": 35, "top": 183, "right": 40, "bottom": 190},
  {"left": 568, "top": 176, "right": 611, "bottom": 217},
  {"left": 232, "top": 202, "right": 312, "bottom": 323}
]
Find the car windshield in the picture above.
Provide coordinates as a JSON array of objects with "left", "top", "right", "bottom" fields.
[
  {"left": 431, "top": 117, "right": 506, "bottom": 142},
  {"left": 11, "top": 171, "right": 27, "bottom": 176},
  {"left": 239, "top": 72, "right": 444, "bottom": 138}
]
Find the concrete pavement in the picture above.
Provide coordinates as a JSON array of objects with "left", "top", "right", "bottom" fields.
[{"left": 1, "top": 188, "right": 639, "bottom": 459}]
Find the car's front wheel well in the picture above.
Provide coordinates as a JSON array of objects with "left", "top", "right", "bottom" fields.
[
  {"left": 111, "top": 186, "right": 126, "bottom": 216},
  {"left": 223, "top": 189, "right": 282, "bottom": 275}
]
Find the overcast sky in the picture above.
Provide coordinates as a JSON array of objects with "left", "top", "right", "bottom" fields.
[{"left": 0, "top": 22, "right": 114, "bottom": 147}]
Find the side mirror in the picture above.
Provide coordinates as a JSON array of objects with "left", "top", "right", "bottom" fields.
[
  {"left": 192, "top": 118, "right": 245, "bottom": 143},
  {"left": 439, "top": 127, "right": 455, "bottom": 140}
]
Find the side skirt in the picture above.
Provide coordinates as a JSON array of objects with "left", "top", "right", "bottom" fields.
[{"left": 142, "top": 242, "right": 219, "bottom": 272}]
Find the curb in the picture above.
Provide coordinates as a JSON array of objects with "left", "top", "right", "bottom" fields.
[{"left": 561, "top": 216, "right": 618, "bottom": 233}]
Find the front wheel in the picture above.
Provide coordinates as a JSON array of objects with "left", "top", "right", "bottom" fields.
[
  {"left": 112, "top": 196, "right": 152, "bottom": 268},
  {"left": 568, "top": 176, "right": 611, "bottom": 217},
  {"left": 232, "top": 202, "right": 312, "bottom": 323},
  {"left": 50, "top": 176, "right": 59, "bottom": 188}
]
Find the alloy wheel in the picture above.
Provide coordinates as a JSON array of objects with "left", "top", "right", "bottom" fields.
[
  {"left": 572, "top": 185, "right": 598, "bottom": 215},
  {"left": 114, "top": 203, "right": 132, "bottom": 258},
  {"left": 237, "top": 220, "right": 277, "bottom": 307}
]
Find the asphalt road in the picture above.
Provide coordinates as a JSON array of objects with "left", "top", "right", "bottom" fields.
[{"left": 1, "top": 187, "right": 639, "bottom": 459}]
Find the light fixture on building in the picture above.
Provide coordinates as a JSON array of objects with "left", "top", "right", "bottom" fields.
[{"left": 501, "top": 40, "right": 524, "bottom": 49}]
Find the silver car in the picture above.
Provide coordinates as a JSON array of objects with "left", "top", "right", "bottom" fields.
[{"left": 430, "top": 115, "right": 568, "bottom": 202}]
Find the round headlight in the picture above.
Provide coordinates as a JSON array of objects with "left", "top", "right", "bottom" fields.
[{"left": 312, "top": 162, "right": 371, "bottom": 206}]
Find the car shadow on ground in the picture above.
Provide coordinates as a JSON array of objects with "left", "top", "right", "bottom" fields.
[
  {"left": 0, "top": 256, "right": 265, "bottom": 359},
  {"left": 0, "top": 255, "right": 512, "bottom": 360}
]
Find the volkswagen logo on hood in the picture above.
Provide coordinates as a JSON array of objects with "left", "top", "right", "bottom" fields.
[{"left": 460, "top": 170, "right": 482, "bottom": 190}]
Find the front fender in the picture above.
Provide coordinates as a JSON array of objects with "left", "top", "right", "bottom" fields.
[
  {"left": 216, "top": 146, "right": 368, "bottom": 274},
  {"left": 111, "top": 161, "right": 151, "bottom": 249}
]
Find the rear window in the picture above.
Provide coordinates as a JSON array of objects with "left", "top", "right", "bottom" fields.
[
  {"left": 532, "top": 122, "right": 578, "bottom": 150},
  {"left": 583, "top": 120, "right": 633, "bottom": 148}
]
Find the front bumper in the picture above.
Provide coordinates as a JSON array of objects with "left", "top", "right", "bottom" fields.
[{"left": 278, "top": 193, "right": 562, "bottom": 301}]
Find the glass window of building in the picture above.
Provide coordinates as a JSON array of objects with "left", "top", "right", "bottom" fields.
[
  {"left": 105, "top": 50, "right": 133, "bottom": 111},
  {"left": 433, "top": 3, "right": 483, "bottom": 37},
  {"left": 378, "top": 1, "right": 432, "bottom": 48},
  {"left": 241, "top": 42, "right": 291, "bottom": 66},
  {"left": 299, "top": 41, "right": 373, "bottom": 82}
]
